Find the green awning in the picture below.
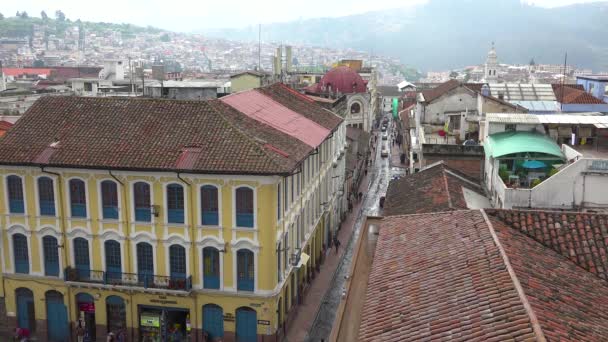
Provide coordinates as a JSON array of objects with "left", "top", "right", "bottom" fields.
[{"left": 485, "top": 131, "right": 564, "bottom": 159}]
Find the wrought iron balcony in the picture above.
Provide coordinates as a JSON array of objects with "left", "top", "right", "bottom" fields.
[{"left": 64, "top": 267, "right": 192, "bottom": 291}]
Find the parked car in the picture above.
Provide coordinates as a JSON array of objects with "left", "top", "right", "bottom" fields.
[
  {"left": 381, "top": 126, "right": 387, "bottom": 132},
  {"left": 382, "top": 132, "right": 388, "bottom": 140},
  {"left": 381, "top": 148, "right": 389, "bottom": 157}
]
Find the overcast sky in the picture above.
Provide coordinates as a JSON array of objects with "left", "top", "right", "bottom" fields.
[{"left": 2, "top": 0, "right": 603, "bottom": 31}]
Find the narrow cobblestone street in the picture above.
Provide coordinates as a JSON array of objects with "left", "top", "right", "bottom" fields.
[{"left": 283, "top": 117, "right": 399, "bottom": 342}]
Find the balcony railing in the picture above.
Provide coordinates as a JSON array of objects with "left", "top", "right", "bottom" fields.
[{"left": 64, "top": 267, "right": 192, "bottom": 291}]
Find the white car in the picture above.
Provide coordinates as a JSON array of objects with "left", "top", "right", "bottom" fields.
[
  {"left": 382, "top": 132, "right": 388, "bottom": 140},
  {"left": 381, "top": 149, "right": 389, "bottom": 158}
]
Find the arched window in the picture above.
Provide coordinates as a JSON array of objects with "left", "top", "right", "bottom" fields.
[
  {"left": 101, "top": 180, "right": 118, "bottom": 220},
  {"left": 203, "top": 247, "right": 220, "bottom": 289},
  {"left": 235, "top": 187, "right": 254, "bottom": 228},
  {"left": 169, "top": 244, "right": 186, "bottom": 280},
  {"left": 137, "top": 242, "right": 154, "bottom": 287},
  {"left": 350, "top": 102, "right": 361, "bottom": 114},
  {"left": 106, "top": 296, "right": 126, "bottom": 334},
  {"left": 203, "top": 304, "right": 224, "bottom": 339},
  {"left": 133, "top": 182, "right": 151, "bottom": 222},
  {"left": 7, "top": 175, "right": 24, "bottom": 214},
  {"left": 69, "top": 179, "right": 87, "bottom": 217},
  {"left": 38, "top": 177, "right": 55, "bottom": 216},
  {"left": 237, "top": 249, "right": 254, "bottom": 292},
  {"left": 16, "top": 288, "right": 35, "bottom": 332},
  {"left": 167, "top": 184, "right": 184, "bottom": 224},
  {"left": 236, "top": 307, "right": 257, "bottom": 341},
  {"left": 43, "top": 236, "right": 59, "bottom": 276},
  {"left": 12, "top": 234, "right": 29, "bottom": 274},
  {"left": 104, "top": 240, "right": 122, "bottom": 281},
  {"left": 73, "top": 238, "right": 90, "bottom": 279},
  {"left": 201, "top": 185, "right": 219, "bottom": 226}
]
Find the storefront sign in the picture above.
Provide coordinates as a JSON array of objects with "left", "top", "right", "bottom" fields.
[
  {"left": 150, "top": 299, "right": 178, "bottom": 305},
  {"left": 78, "top": 302, "right": 95, "bottom": 313},
  {"left": 223, "top": 313, "right": 235, "bottom": 322},
  {"left": 250, "top": 303, "right": 262, "bottom": 307},
  {"left": 257, "top": 320, "right": 270, "bottom": 326},
  {"left": 141, "top": 314, "right": 160, "bottom": 327}
]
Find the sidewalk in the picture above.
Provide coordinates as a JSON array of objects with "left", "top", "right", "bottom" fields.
[{"left": 283, "top": 151, "right": 373, "bottom": 342}]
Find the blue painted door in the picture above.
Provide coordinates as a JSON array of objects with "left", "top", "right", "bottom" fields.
[
  {"left": 236, "top": 308, "right": 257, "bottom": 342},
  {"left": 105, "top": 240, "right": 122, "bottom": 281},
  {"left": 46, "top": 293, "right": 68, "bottom": 342},
  {"left": 237, "top": 250, "right": 254, "bottom": 291},
  {"left": 16, "top": 290, "right": 33, "bottom": 330},
  {"left": 203, "top": 247, "right": 220, "bottom": 289},
  {"left": 74, "top": 238, "right": 90, "bottom": 279},
  {"left": 203, "top": 305, "right": 224, "bottom": 340}
]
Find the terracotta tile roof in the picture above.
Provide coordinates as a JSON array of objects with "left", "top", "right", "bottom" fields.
[
  {"left": 0, "top": 84, "right": 340, "bottom": 175},
  {"left": 552, "top": 84, "right": 607, "bottom": 104},
  {"left": 384, "top": 162, "right": 486, "bottom": 216},
  {"left": 359, "top": 210, "right": 608, "bottom": 341},
  {"left": 486, "top": 209, "right": 608, "bottom": 281},
  {"left": 359, "top": 211, "right": 538, "bottom": 341},
  {"left": 491, "top": 215, "right": 608, "bottom": 341},
  {"left": 0, "top": 120, "right": 14, "bottom": 130}
]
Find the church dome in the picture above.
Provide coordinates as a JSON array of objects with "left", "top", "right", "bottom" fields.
[{"left": 318, "top": 66, "right": 368, "bottom": 94}]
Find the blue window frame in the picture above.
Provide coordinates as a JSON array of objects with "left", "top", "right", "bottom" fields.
[
  {"left": 203, "top": 247, "right": 220, "bottom": 289},
  {"left": 69, "top": 179, "right": 87, "bottom": 218},
  {"left": 43, "top": 236, "right": 59, "bottom": 276},
  {"left": 137, "top": 243, "right": 154, "bottom": 287},
  {"left": 133, "top": 182, "right": 151, "bottom": 222},
  {"left": 101, "top": 180, "right": 118, "bottom": 220},
  {"left": 169, "top": 245, "right": 186, "bottom": 280},
  {"left": 7, "top": 175, "right": 24, "bottom": 214},
  {"left": 235, "top": 187, "right": 254, "bottom": 228},
  {"left": 167, "top": 184, "right": 184, "bottom": 224},
  {"left": 74, "top": 238, "right": 90, "bottom": 279},
  {"left": 201, "top": 185, "right": 219, "bottom": 226},
  {"left": 104, "top": 240, "right": 122, "bottom": 281},
  {"left": 38, "top": 177, "right": 55, "bottom": 216},
  {"left": 237, "top": 249, "right": 254, "bottom": 291},
  {"left": 13, "top": 234, "right": 29, "bottom": 274}
]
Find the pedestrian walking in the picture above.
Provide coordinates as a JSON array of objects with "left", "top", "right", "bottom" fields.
[
  {"left": 364, "top": 168, "right": 368, "bottom": 176},
  {"left": 333, "top": 236, "right": 341, "bottom": 254},
  {"left": 348, "top": 201, "right": 353, "bottom": 213},
  {"left": 358, "top": 191, "right": 363, "bottom": 202},
  {"left": 76, "top": 322, "right": 85, "bottom": 342},
  {"left": 13, "top": 327, "right": 30, "bottom": 342},
  {"left": 107, "top": 332, "right": 116, "bottom": 342}
]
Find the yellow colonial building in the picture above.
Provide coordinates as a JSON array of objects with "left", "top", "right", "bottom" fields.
[{"left": 0, "top": 83, "right": 346, "bottom": 341}]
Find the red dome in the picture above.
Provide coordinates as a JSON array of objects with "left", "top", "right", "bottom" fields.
[{"left": 316, "top": 66, "right": 368, "bottom": 94}]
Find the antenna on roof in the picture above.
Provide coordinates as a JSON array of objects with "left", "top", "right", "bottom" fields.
[{"left": 560, "top": 52, "right": 567, "bottom": 112}]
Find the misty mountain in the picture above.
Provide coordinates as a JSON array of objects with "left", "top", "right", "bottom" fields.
[{"left": 204, "top": 0, "right": 608, "bottom": 72}]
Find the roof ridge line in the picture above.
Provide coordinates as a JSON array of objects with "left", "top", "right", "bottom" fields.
[
  {"left": 208, "top": 100, "right": 289, "bottom": 173},
  {"left": 442, "top": 169, "right": 454, "bottom": 209},
  {"left": 444, "top": 169, "right": 482, "bottom": 189},
  {"left": 480, "top": 209, "right": 547, "bottom": 342}
]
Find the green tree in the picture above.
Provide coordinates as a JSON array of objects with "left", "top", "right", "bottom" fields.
[
  {"left": 449, "top": 71, "right": 458, "bottom": 79},
  {"left": 55, "top": 10, "right": 65, "bottom": 21},
  {"left": 41, "top": 11, "right": 48, "bottom": 20},
  {"left": 20, "top": 11, "right": 28, "bottom": 19},
  {"left": 0, "top": 12, "right": 4, "bottom": 20},
  {"left": 33, "top": 60, "right": 45, "bottom": 67},
  {"left": 160, "top": 33, "right": 170, "bottom": 42}
]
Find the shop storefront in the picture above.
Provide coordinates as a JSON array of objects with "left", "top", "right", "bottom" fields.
[
  {"left": 76, "top": 293, "right": 96, "bottom": 342},
  {"left": 139, "top": 305, "right": 191, "bottom": 341}
]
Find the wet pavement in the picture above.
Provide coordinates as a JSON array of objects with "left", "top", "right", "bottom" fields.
[{"left": 303, "top": 119, "right": 400, "bottom": 342}]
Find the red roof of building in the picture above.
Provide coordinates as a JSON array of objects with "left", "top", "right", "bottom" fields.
[
  {"left": 307, "top": 66, "right": 368, "bottom": 94},
  {"left": 2, "top": 68, "right": 53, "bottom": 77},
  {"left": 552, "top": 84, "right": 607, "bottom": 104},
  {"left": 0, "top": 84, "right": 342, "bottom": 175},
  {"left": 358, "top": 210, "right": 608, "bottom": 341},
  {"left": 0, "top": 121, "right": 14, "bottom": 131},
  {"left": 220, "top": 89, "right": 330, "bottom": 147}
]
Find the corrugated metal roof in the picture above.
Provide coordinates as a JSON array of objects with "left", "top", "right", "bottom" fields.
[
  {"left": 489, "top": 83, "right": 557, "bottom": 101},
  {"left": 486, "top": 113, "right": 608, "bottom": 125},
  {"left": 510, "top": 100, "right": 560, "bottom": 112},
  {"left": 221, "top": 90, "right": 330, "bottom": 147}
]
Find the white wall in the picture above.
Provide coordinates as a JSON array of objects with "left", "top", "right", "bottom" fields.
[{"left": 421, "top": 88, "right": 476, "bottom": 125}]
